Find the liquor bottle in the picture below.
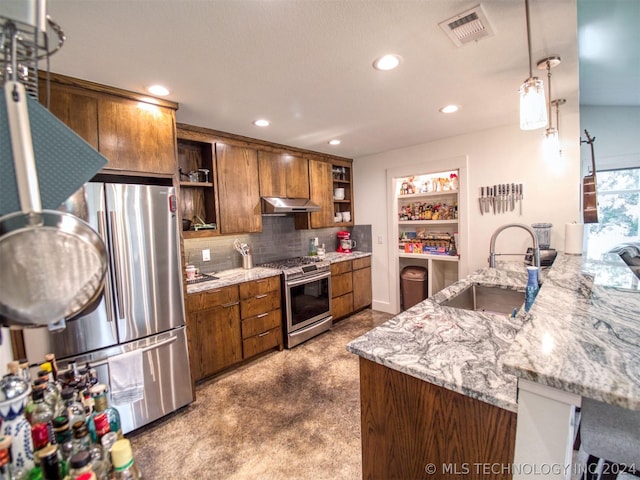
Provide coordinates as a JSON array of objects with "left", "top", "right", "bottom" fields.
[
  {"left": 524, "top": 266, "right": 539, "bottom": 312},
  {"left": 52, "top": 416, "right": 74, "bottom": 462},
  {"left": 71, "top": 423, "right": 107, "bottom": 479},
  {"left": 29, "top": 389, "right": 54, "bottom": 444},
  {"left": 67, "top": 451, "right": 96, "bottom": 479},
  {"left": 88, "top": 385, "right": 122, "bottom": 441},
  {"left": 44, "top": 354, "right": 59, "bottom": 383},
  {"left": 38, "top": 444, "right": 63, "bottom": 480},
  {"left": 59, "top": 387, "right": 86, "bottom": 428},
  {"left": 111, "top": 439, "right": 141, "bottom": 480}
]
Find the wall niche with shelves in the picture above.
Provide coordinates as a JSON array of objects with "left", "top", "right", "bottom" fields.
[{"left": 177, "top": 138, "right": 219, "bottom": 239}]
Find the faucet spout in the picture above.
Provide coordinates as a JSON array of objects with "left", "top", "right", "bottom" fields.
[{"left": 489, "top": 223, "right": 540, "bottom": 269}]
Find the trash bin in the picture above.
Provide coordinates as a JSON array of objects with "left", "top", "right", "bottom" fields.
[{"left": 400, "top": 266, "right": 428, "bottom": 310}]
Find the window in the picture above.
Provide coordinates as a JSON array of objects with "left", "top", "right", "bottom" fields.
[{"left": 586, "top": 167, "right": 640, "bottom": 260}]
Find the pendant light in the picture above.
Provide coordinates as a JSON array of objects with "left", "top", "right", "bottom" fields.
[
  {"left": 537, "top": 56, "right": 563, "bottom": 161},
  {"left": 519, "top": 0, "right": 547, "bottom": 130}
]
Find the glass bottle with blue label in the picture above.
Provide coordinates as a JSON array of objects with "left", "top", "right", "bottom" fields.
[{"left": 525, "top": 266, "right": 539, "bottom": 312}]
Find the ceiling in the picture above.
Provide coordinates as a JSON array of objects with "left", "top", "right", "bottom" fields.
[{"left": 37, "top": 0, "right": 628, "bottom": 159}]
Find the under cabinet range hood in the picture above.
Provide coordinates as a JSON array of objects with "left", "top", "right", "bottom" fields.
[{"left": 261, "top": 197, "right": 321, "bottom": 214}]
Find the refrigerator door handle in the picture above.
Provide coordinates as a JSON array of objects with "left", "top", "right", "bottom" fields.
[
  {"left": 97, "top": 211, "right": 115, "bottom": 323},
  {"left": 84, "top": 336, "right": 179, "bottom": 369},
  {"left": 109, "top": 211, "right": 125, "bottom": 320}
]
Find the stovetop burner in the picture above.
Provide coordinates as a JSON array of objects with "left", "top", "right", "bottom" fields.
[{"left": 260, "top": 256, "right": 330, "bottom": 280}]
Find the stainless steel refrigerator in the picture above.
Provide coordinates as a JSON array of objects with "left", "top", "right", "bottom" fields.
[{"left": 22, "top": 180, "right": 192, "bottom": 434}]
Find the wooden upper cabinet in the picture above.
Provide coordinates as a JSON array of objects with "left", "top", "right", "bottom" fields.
[
  {"left": 97, "top": 96, "right": 177, "bottom": 174},
  {"left": 39, "top": 83, "right": 99, "bottom": 148},
  {"left": 215, "top": 143, "right": 262, "bottom": 234},
  {"left": 308, "top": 159, "right": 335, "bottom": 228},
  {"left": 39, "top": 73, "right": 178, "bottom": 175},
  {"left": 258, "top": 151, "right": 310, "bottom": 198}
]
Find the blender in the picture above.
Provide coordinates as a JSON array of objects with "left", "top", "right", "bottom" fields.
[
  {"left": 336, "top": 231, "right": 356, "bottom": 253},
  {"left": 526, "top": 223, "right": 558, "bottom": 266}
]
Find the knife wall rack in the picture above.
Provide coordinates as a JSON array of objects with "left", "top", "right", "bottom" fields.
[{"left": 478, "top": 182, "right": 524, "bottom": 216}]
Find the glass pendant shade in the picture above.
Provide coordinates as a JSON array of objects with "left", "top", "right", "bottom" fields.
[
  {"left": 519, "top": 77, "right": 547, "bottom": 130},
  {"left": 543, "top": 128, "right": 560, "bottom": 162}
]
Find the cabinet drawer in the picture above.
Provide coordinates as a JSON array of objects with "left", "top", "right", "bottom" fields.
[
  {"left": 241, "top": 309, "right": 282, "bottom": 339},
  {"left": 240, "top": 291, "right": 281, "bottom": 319},
  {"left": 332, "top": 272, "right": 353, "bottom": 298},
  {"left": 331, "top": 260, "right": 352, "bottom": 276},
  {"left": 239, "top": 276, "right": 280, "bottom": 299},
  {"left": 332, "top": 293, "right": 353, "bottom": 320},
  {"left": 353, "top": 256, "right": 371, "bottom": 270},
  {"left": 243, "top": 326, "right": 282, "bottom": 359},
  {"left": 186, "top": 285, "right": 239, "bottom": 314}
]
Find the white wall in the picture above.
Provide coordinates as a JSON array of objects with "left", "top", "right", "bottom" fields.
[{"left": 354, "top": 111, "right": 581, "bottom": 314}]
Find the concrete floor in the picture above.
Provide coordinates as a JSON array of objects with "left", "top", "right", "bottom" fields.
[{"left": 129, "top": 309, "right": 392, "bottom": 479}]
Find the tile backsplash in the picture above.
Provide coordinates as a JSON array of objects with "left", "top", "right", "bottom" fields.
[{"left": 184, "top": 216, "right": 372, "bottom": 273}]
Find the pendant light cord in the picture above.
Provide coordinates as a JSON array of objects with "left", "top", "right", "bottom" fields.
[
  {"left": 547, "top": 60, "right": 553, "bottom": 130},
  {"left": 525, "top": 0, "right": 533, "bottom": 78}
]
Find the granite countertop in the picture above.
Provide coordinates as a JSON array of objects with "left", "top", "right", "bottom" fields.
[
  {"left": 502, "top": 253, "right": 640, "bottom": 411},
  {"left": 346, "top": 263, "right": 532, "bottom": 412},
  {"left": 187, "top": 251, "right": 372, "bottom": 294}
]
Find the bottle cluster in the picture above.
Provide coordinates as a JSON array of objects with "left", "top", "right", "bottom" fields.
[{"left": 0, "top": 355, "right": 142, "bottom": 480}]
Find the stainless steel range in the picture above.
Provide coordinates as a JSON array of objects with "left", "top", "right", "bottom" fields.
[{"left": 261, "top": 257, "right": 332, "bottom": 348}]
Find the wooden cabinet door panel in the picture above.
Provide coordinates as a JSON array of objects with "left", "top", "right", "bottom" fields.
[
  {"left": 40, "top": 84, "right": 99, "bottom": 148},
  {"left": 332, "top": 293, "right": 353, "bottom": 320},
  {"left": 258, "top": 151, "right": 309, "bottom": 198},
  {"left": 331, "top": 260, "right": 352, "bottom": 276},
  {"left": 98, "top": 96, "right": 176, "bottom": 173},
  {"left": 241, "top": 291, "right": 281, "bottom": 319},
  {"left": 284, "top": 154, "right": 310, "bottom": 198},
  {"left": 241, "top": 309, "right": 282, "bottom": 339},
  {"left": 309, "top": 160, "right": 335, "bottom": 228},
  {"left": 186, "top": 285, "right": 239, "bottom": 314},
  {"left": 193, "top": 303, "right": 242, "bottom": 379},
  {"left": 239, "top": 276, "right": 280, "bottom": 299},
  {"left": 243, "top": 327, "right": 282, "bottom": 359},
  {"left": 353, "top": 256, "right": 371, "bottom": 270},
  {"left": 352, "top": 266, "right": 372, "bottom": 311},
  {"left": 332, "top": 272, "right": 353, "bottom": 298},
  {"left": 216, "top": 143, "right": 262, "bottom": 233}
]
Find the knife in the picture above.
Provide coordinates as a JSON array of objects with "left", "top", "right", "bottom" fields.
[
  {"left": 484, "top": 186, "right": 490, "bottom": 213},
  {"left": 479, "top": 187, "right": 485, "bottom": 215},
  {"left": 519, "top": 183, "right": 523, "bottom": 215},
  {"left": 511, "top": 183, "right": 515, "bottom": 211},
  {"left": 492, "top": 185, "right": 497, "bottom": 214},
  {"left": 503, "top": 184, "right": 507, "bottom": 213}
]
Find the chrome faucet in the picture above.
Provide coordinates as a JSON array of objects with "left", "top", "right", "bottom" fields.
[{"left": 489, "top": 223, "right": 540, "bottom": 269}]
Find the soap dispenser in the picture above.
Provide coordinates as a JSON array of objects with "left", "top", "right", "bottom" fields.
[{"left": 524, "top": 266, "right": 539, "bottom": 312}]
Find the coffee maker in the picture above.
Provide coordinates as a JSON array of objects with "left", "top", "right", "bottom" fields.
[{"left": 336, "top": 230, "right": 356, "bottom": 253}]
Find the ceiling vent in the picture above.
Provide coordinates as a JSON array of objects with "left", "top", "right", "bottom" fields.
[{"left": 439, "top": 4, "right": 495, "bottom": 47}]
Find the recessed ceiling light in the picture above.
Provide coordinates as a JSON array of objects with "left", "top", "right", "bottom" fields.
[
  {"left": 373, "top": 54, "right": 402, "bottom": 71},
  {"left": 439, "top": 104, "right": 460, "bottom": 114},
  {"left": 147, "top": 85, "right": 170, "bottom": 96},
  {"left": 328, "top": 139, "right": 341, "bottom": 145},
  {"left": 253, "top": 119, "right": 270, "bottom": 127}
]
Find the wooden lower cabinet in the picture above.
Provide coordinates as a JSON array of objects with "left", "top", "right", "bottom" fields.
[
  {"left": 239, "top": 276, "right": 283, "bottom": 359},
  {"left": 331, "top": 256, "right": 372, "bottom": 320},
  {"left": 359, "top": 357, "right": 516, "bottom": 480},
  {"left": 186, "top": 285, "right": 242, "bottom": 381},
  {"left": 186, "top": 276, "right": 284, "bottom": 382},
  {"left": 352, "top": 257, "right": 372, "bottom": 311}
]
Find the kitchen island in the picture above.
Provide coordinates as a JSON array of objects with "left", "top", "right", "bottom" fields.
[{"left": 347, "top": 253, "right": 640, "bottom": 479}]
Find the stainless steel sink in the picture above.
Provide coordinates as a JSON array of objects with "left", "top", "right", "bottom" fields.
[{"left": 439, "top": 283, "right": 525, "bottom": 315}]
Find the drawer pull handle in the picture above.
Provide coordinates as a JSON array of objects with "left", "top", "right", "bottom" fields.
[
  {"left": 255, "top": 294, "right": 268, "bottom": 299},
  {"left": 256, "top": 313, "right": 269, "bottom": 318},
  {"left": 222, "top": 301, "right": 239, "bottom": 308},
  {"left": 205, "top": 289, "right": 221, "bottom": 294},
  {"left": 258, "top": 331, "right": 271, "bottom": 337}
]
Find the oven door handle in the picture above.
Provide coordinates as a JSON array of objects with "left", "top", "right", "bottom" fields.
[{"left": 287, "top": 270, "right": 331, "bottom": 287}]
